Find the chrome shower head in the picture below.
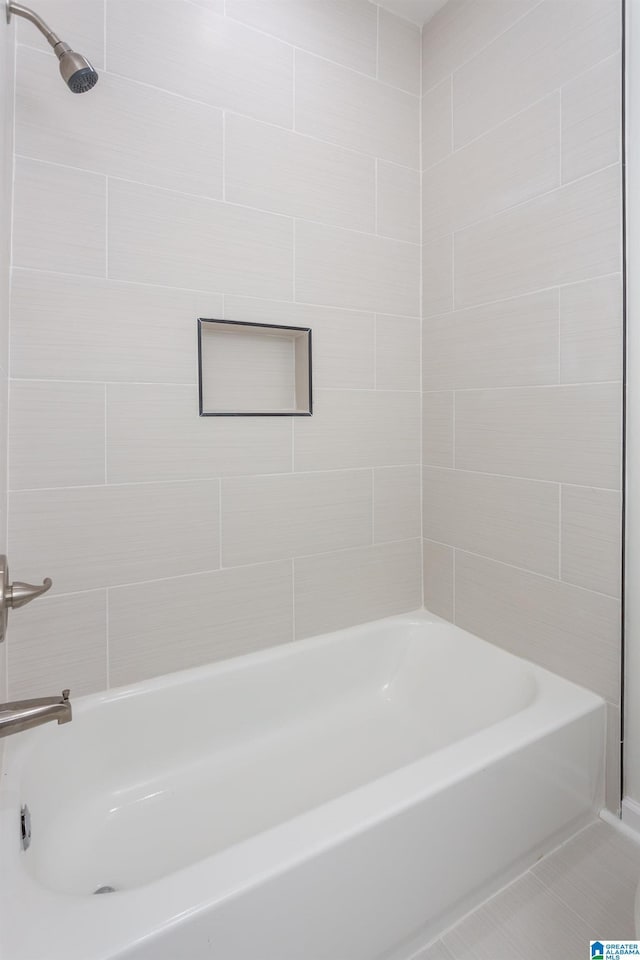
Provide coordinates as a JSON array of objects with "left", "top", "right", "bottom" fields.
[
  {"left": 55, "top": 43, "right": 99, "bottom": 94},
  {"left": 6, "top": 1, "right": 99, "bottom": 94}
]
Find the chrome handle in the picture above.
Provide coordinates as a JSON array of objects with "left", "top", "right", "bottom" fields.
[
  {"left": 7, "top": 577, "right": 52, "bottom": 609},
  {"left": 0, "top": 555, "right": 53, "bottom": 642}
]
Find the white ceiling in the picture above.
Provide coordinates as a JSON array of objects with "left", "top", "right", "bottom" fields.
[{"left": 377, "top": 0, "right": 449, "bottom": 26}]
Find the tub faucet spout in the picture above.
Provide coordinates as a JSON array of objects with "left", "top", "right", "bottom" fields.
[{"left": 0, "top": 689, "right": 71, "bottom": 738}]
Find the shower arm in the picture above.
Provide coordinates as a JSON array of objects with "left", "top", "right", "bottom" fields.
[
  {"left": 5, "top": 0, "right": 98, "bottom": 93},
  {"left": 5, "top": 2, "right": 63, "bottom": 50}
]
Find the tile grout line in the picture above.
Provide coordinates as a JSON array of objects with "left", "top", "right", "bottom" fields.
[
  {"left": 452, "top": 390, "right": 456, "bottom": 468},
  {"left": 35, "top": 537, "right": 423, "bottom": 600},
  {"left": 529, "top": 858, "right": 617, "bottom": 937},
  {"left": 292, "top": 218, "right": 296, "bottom": 301},
  {"left": 30, "top": 545, "right": 621, "bottom": 643},
  {"left": 222, "top": 112, "right": 226, "bottom": 201},
  {"left": 421, "top": 465, "right": 622, "bottom": 496},
  {"left": 10, "top": 266, "right": 416, "bottom": 318},
  {"left": 371, "top": 468, "right": 375, "bottom": 546},
  {"left": 439, "top": 871, "right": 585, "bottom": 960},
  {"left": 559, "top": 81, "right": 563, "bottom": 188},
  {"left": 373, "top": 313, "right": 378, "bottom": 389},
  {"left": 292, "top": 47, "right": 296, "bottom": 132},
  {"left": 421, "top": 0, "right": 539, "bottom": 98},
  {"left": 11, "top": 261, "right": 621, "bottom": 322},
  {"left": 16, "top": 153, "right": 423, "bottom": 246},
  {"left": 209, "top": 14, "right": 411, "bottom": 97},
  {"left": 115, "top": 26, "right": 418, "bottom": 103},
  {"left": 9, "top": 464, "right": 623, "bottom": 497},
  {"left": 9, "top": 464, "right": 422, "bottom": 493},
  {"left": 558, "top": 483, "right": 563, "bottom": 581},
  {"left": 418, "top": 15, "right": 424, "bottom": 609},
  {"left": 422, "top": 52, "right": 622, "bottom": 176},
  {"left": 557, "top": 286, "right": 562, "bottom": 385},
  {"left": 291, "top": 413, "right": 295, "bottom": 473},
  {"left": 103, "top": 383, "right": 108, "bottom": 484},
  {"left": 105, "top": 175, "right": 109, "bottom": 279},
  {"left": 423, "top": 379, "right": 623, "bottom": 394},
  {"left": 218, "top": 480, "right": 223, "bottom": 570},
  {"left": 452, "top": 547, "right": 456, "bottom": 624},
  {"left": 557, "top": 272, "right": 562, "bottom": 584},
  {"left": 424, "top": 160, "right": 620, "bottom": 250},
  {"left": 17, "top": 45, "right": 421, "bottom": 173},
  {"left": 421, "top": 538, "right": 621, "bottom": 602},
  {"left": 450, "top": 233, "right": 455, "bottom": 312},
  {"left": 104, "top": 587, "right": 110, "bottom": 690},
  {"left": 291, "top": 557, "right": 296, "bottom": 642},
  {"left": 374, "top": 158, "right": 378, "bottom": 234},
  {"left": 434, "top": 819, "right": 609, "bottom": 958},
  {"left": 448, "top": 74, "right": 454, "bottom": 156},
  {"left": 24, "top": 7, "right": 417, "bottom": 100},
  {"left": 451, "top": 382, "right": 456, "bottom": 623}
]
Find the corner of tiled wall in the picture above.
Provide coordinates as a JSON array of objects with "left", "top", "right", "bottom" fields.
[{"left": 420, "top": 0, "right": 624, "bottom": 813}]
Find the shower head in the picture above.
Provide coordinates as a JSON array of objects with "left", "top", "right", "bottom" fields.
[
  {"left": 55, "top": 43, "right": 99, "bottom": 94},
  {"left": 6, "top": 1, "right": 98, "bottom": 94}
]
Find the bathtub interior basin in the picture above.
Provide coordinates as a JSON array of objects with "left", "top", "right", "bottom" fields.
[{"left": 18, "top": 614, "right": 537, "bottom": 895}]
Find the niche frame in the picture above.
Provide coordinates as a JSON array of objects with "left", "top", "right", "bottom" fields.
[{"left": 197, "top": 317, "right": 313, "bottom": 417}]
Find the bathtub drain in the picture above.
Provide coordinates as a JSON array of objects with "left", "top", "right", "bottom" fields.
[{"left": 94, "top": 885, "right": 116, "bottom": 895}]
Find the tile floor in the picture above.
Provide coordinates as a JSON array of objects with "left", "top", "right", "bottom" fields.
[{"left": 416, "top": 820, "right": 640, "bottom": 960}]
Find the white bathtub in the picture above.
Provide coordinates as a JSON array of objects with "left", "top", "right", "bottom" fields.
[{"left": 0, "top": 611, "right": 604, "bottom": 960}]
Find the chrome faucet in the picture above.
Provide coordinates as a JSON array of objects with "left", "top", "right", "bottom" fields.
[{"left": 0, "top": 689, "right": 71, "bottom": 738}]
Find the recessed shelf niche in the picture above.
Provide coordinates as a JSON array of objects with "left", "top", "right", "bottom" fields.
[{"left": 197, "top": 318, "right": 312, "bottom": 417}]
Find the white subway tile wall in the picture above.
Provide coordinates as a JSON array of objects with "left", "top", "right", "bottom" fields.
[
  {"left": 16, "top": 46, "right": 225, "bottom": 199},
  {"left": 421, "top": 0, "right": 623, "bottom": 810},
  {"left": 451, "top": 0, "right": 620, "bottom": 148},
  {"left": 8, "top": 0, "right": 422, "bottom": 691},
  {"left": 5, "top": 0, "right": 624, "bottom": 817},
  {"left": 422, "top": 468, "right": 560, "bottom": 578},
  {"left": 294, "top": 539, "right": 422, "bottom": 639},
  {"left": 295, "top": 50, "right": 419, "bottom": 167},
  {"left": 107, "top": 2, "right": 294, "bottom": 127},
  {"left": 107, "top": 179, "right": 294, "bottom": 299},
  {"left": 377, "top": 161, "right": 421, "bottom": 242},
  {"left": 378, "top": 7, "right": 421, "bottom": 94},
  {"left": 10, "top": 380, "right": 106, "bottom": 489},
  {"left": 454, "top": 551, "right": 620, "bottom": 703},
  {"left": 8, "top": 591, "right": 107, "bottom": 699},
  {"left": 422, "top": 95, "right": 561, "bottom": 242},
  {"left": 13, "top": 158, "right": 106, "bottom": 277},
  {"left": 15, "top": 0, "right": 105, "bottom": 67},
  {"left": 108, "top": 562, "right": 295, "bottom": 688}
]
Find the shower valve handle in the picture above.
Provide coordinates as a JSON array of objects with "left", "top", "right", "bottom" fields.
[
  {"left": 0, "top": 555, "right": 53, "bottom": 642},
  {"left": 7, "top": 577, "right": 53, "bottom": 609}
]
